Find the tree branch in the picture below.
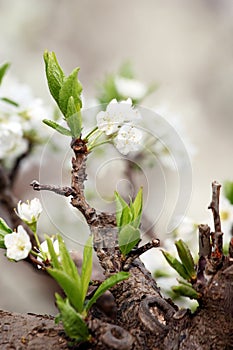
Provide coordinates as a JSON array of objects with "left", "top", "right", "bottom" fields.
[
  {"left": 30, "top": 180, "right": 74, "bottom": 197},
  {"left": 208, "top": 181, "right": 224, "bottom": 271}
]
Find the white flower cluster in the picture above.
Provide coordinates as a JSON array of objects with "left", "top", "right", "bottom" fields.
[
  {"left": 4, "top": 198, "right": 60, "bottom": 265},
  {"left": 0, "top": 78, "right": 50, "bottom": 162},
  {"left": 96, "top": 98, "right": 143, "bottom": 155}
]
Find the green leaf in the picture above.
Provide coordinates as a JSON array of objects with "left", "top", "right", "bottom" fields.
[
  {"left": 115, "top": 191, "right": 128, "bottom": 228},
  {"left": 66, "top": 97, "right": 82, "bottom": 137},
  {"left": 131, "top": 187, "right": 143, "bottom": 229},
  {"left": 45, "top": 235, "right": 61, "bottom": 270},
  {"left": 47, "top": 268, "right": 83, "bottom": 313},
  {"left": 172, "top": 285, "right": 200, "bottom": 300},
  {"left": 161, "top": 250, "right": 190, "bottom": 281},
  {"left": 0, "top": 63, "right": 10, "bottom": 85},
  {"left": 58, "top": 68, "right": 82, "bottom": 117},
  {"left": 118, "top": 224, "right": 140, "bottom": 256},
  {"left": 85, "top": 271, "right": 130, "bottom": 312},
  {"left": 80, "top": 236, "right": 93, "bottom": 305},
  {"left": 175, "top": 240, "right": 196, "bottom": 282},
  {"left": 43, "top": 119, "right": 72, "bottom": 136},
  {"left": 44, "top": 51, "right": 65, "bottom": 103},
  {"left": 57, "top": 235, "right": 81, "bottom": 282},
  {"left": 55, "top": 294, "right": 90, "bottom": 341},
  {"left": 120, "top": 206, "right": 133, "bottom": 228},
  {"left": 0, "top": 218, "right": 13, "bottom": 249},
  {"left": 224, "top": 181, "right": 233, "bottom": 205}
]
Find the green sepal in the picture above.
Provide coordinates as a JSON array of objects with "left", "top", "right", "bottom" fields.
[
  {"left": 0, "top": 62, "right": 10, "bottom": 85},
  {"left": 172, "top": 285, "right": 200, "bottom": 300},
  {"left": 118, "top": 224, "right": 140, "bottom": 256},
  {"left": 55, "top": 294, "right": 90, "bottom": 341},
  {"left": 44, "top": 51, "right": 65, "bottom": 103},
  {"left": 0, "top": 218, "right": 13, "bottom": 249},
  {"left": 58, "top": 68, "right": 82, "bottom": 117},
  {"left": 85, "top": 271, "right": 130, "bottom": 312},
  {"left": 43, "top": 119, "right": 72, "bottom": 136},
  {"left": 161, "top": 250, "right": 191, "bottom": 281},
  {"left": 175, "top": 239, "right": 197, "bottom": 282},
  {"left": 80, "top": 236, "right": 93, "bottom": 306}
]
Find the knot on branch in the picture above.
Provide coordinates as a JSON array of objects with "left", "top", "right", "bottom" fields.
[
  {"left": 138, "top": 296, "right": 175, "bottom": 335},
  {"left": 101, "top": 324, "right": 133, "bottom": 350}
]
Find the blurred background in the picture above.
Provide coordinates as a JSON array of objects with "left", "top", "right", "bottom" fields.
[{"left": 0, "top": 0, "right": 233, "bottom": 314}]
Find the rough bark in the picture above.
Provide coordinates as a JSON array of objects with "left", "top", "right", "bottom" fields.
[{"left": 1, "top": 139, "right": 233, "bottom": 349}]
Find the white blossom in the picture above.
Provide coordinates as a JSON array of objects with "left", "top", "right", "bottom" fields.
[
  {"left": 16, "top": 198, "right": 42, "bottom": 224},
  {"left": 0, "top": 77, "right": 51, "bottom": 163},
  {"left": 4, "top": 225, "right": 32, "bottom": 261},
  {"left": 115, "top": 76, "right": 147, "bottom": 100},
  {"left": 114, "top": 124, "right": 143, "bottom": 155},
  {"left": 0, "top": 121, "right": 28, "bottom": 159},
  {"left": 96, "top": 98, "right": 140, "bottom": 135}
]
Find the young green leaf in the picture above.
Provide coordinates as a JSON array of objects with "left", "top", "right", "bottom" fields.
[
  {"left": 161, "top": 250, "right": 190, "bottom": 281},
  {"left": 118, "top": 224, "right": 140, "bottom": 256},
  {"left": 175, "top": 239, "right": 196, "bottom": 282},
  {"left": 43, "top": 119, "right": 72, "bottom": 136},
  {"left": 85, "top": 271, "right": 130, "bottom": 312},
  {"left": 81, "top": 236, "right": 93, "bottom": 305},
  {"left": 0, "top": 62, "right": 10, "bottom": 85},
  {"left": 120, "top": 206, "right": 133, "bottom": 228},
  {"left": 47, "top": 268, "right": 83, "bottom": 313},
  {"left": 114, "top": 191, "right": 128, "bottom": 228},
  {"left": 58, "top": 68, "right": 82, "bottom": 117},
  {"left": 44, "top": 51, "right": 65, "bottom": 103},
  {"left": 172, "top": 284, "right": 200, "bottom": 300},
  {"left": 130, "top": 187, "right": 143, "bottom": 229},
  {"left": 57, "top": 235, "right": 81, "bottom": 282},
  {"left": 55, "top": 294, "right": 90, "bottom": 341},
  {"left": 66, "top": 97, "right": 82, "bottom": 138}
]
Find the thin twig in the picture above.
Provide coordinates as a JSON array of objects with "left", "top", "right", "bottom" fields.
[
  {"left": 30, "top": 180, "right": 74, "bottom": 197},
  {"left": 123, "top": 239, "right": 160, "bottom": 270}
]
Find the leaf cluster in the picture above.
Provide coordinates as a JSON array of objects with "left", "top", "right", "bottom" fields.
[
  {"left": 162, "top": 239, "right": 199, "bottom": 300},
  {"left": 43, "top": 51, "right": 82, "bottom": 138},
  {"left": 46, "top": 234, "right": 129, "bottom": 341},
  {"left": 115, "top": 188, "right": 143, "bottom": 256}
]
